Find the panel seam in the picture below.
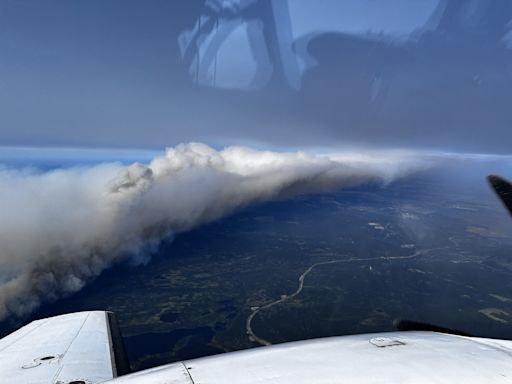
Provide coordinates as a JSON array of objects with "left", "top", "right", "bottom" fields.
[{"left": 181, "top": 362, "right": 197, "bottom": 384}]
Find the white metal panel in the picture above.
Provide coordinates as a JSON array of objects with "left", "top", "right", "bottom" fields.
[
  {"left": 0, "top": 311, "right": 115, "bottom": 384},
  {"left": 109, "top": 362, "right": 192, "bottom": 384},
  {"left": 108, "top": 331, "right": 512, "bottom": 384}
]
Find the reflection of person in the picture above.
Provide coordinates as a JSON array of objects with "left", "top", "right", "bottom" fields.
[
  {"left": 176, "top": 0, "right": 512, "bottom": 150},
  {"left": 298, "top": 0, "right": 512, "bottom": 134},
  {"left": 300, "top": 33, "right": 409, "bottom": 123}
]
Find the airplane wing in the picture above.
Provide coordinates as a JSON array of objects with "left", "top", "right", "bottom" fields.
[
  {"left": 109, "top": 331, "right": 512, "bottom": 384},
  {"left": 0, "top": 311, "right": 129, "bottom": 384},
  {"left": 3, "top": 312, "right": 512, "bottom": 383},
  {"left": 488, "top": 174, "right": 512, "bottom": 216}
]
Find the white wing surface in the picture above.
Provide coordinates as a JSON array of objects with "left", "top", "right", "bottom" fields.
[
  {"left": 4, "top": 312, "right": 512, "bottom": 383},
  {"left": 110, "top": 331, "right": 512, "bottom": 384},
  {"left": 0, "top": 311, "right": 129, "bottom": 384}
]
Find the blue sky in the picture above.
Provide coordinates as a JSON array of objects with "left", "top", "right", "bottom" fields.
[{"left": 1, "top": 0, "right": 511, "bottom": 153}]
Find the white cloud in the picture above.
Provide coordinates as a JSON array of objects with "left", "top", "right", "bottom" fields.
[{"left": 0, "top": 143, "right": 425, "bottom": 319}]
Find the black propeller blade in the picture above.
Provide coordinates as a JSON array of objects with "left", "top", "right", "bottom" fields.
[
  {"left": 487, "top": 174, "right": 512, "bottom": 216},
  {"left": 394, "top": 176, "right": 512, "bottom": 339},
  {"left": 396, "top": 320, "right": 472, "bottom": 337}
]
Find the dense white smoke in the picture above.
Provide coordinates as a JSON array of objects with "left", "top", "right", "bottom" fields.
[{"left": 0, "top": 143, "right": 425, "bottom": 320}]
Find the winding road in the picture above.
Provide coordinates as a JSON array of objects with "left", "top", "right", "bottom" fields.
[{"left": 246, "top": 249, "right": 431, "bottom": 346}]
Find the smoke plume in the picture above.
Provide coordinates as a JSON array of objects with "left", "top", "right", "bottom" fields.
[{"left": 0, "top": 143, "right": 425, "bottom": 319}]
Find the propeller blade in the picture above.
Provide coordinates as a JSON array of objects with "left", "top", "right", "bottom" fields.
[
  {"left": 396, "top": 320, "right": 472, "bottom": 337},
  {"left": 487, "top": 175, "right": 512, "bottom": 216}
]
